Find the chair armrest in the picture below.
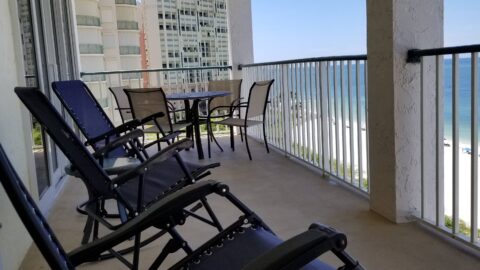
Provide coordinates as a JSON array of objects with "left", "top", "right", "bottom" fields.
[
  {"left": 138, "top": 111, "right": 165, "bottom": 126},
  {"left": 93, "top": 129, "right": 144, "bottom": 158},
  {"left": 86, "top": 119, "right": 141, "bottom": 146},
  {"left": 208, "top": 105, "right": 236, "bottom": 118},
  {"left": 142, "top": 131, "right": 182, "bottom": 150},
  {"left": 243, "top": 223, "right": 362, "bottom": 270},
  {"left": 110, "top": 138, "right": 194, "bottom": 187},
  {"left": 191, "top": 162, "right": 220, "bottom": 179},
  {"left": 67, "top": 180, "right": 227, "bottom": 266}
]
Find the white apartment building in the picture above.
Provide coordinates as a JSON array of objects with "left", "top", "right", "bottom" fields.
[
  {"left": 74, "top": 0, "right": 142, "bottom": 81},
  {"left": 74, "top": 0, "right": 142, "bottom": 106},
  {"left": 157, "top": 0, "right": 231, "bottom": 84}
]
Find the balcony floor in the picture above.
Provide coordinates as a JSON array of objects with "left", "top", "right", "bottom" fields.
[{"left": 20, "top": 136, "right": 479, "bottom": 269}]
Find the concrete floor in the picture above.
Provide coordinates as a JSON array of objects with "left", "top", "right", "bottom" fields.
[{"left": 20, "top": 137, "right": 480, "bottom": 269}]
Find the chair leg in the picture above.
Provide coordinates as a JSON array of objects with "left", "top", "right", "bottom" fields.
[
  {"left": 81, "top": 216, "right": 94, "bottom": 244},
  {"left": 263, "top": 122, "right": 269, "bottom": 153},
  {"left": 156, "top": 133, "right": 161, "bottom": 151},
  {"left": 209, "top": 123, "right": 223, "bottom": 153},
  {"left": 207, "top": 122, "right": 211, "bottom": 158},
  {"left": 240, "top": 126, "right": 244, "bottom": 142},
  {"left": 230, "top": 126, "right": 235, "bottom": 151},
  {"left": 244, "top": 127, "right": 252, "bottom": 160}
]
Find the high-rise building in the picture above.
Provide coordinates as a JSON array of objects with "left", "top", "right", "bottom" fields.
[
  {"left": 74, "top": 0, "right": 142, "bottom": 105},
  {"left": 74, "top": 0, "right": 231, "bottom": 88},
  {"left": 74, "top": 0, "right": 142, "bottom": 82},
  {"left": 156, "top": 0, "right": 230, "bottom": 83}
]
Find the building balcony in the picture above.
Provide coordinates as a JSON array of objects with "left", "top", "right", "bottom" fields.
[
  {"left": 76, "top": 15, "right": 101, "bottom": 27},
  {"left": 115, "top": 0, "right": 137, "bottom": 5},
  {"left": 18, "top": 137, "right": 480, "bottom": 269},
  {"left": 119, "top": 45, "right": 140, "bottom": 55},
  {"left": 3, "top": 1, "right": 480, "bottom": 270},
  {"left": 78, "top": 43, "right": 104, "bottom": 54},
  {"left": 117, "top": 20, "right": 139, "bottom": 30}
]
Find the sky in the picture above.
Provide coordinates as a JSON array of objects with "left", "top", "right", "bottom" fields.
[{"left": 251, "top": 0, "right": 480, "bottom": 62}]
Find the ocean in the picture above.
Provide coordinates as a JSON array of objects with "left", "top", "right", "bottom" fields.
[
  {"left": 443, "top": 57, "right": 480, "bottom": 145},
  {"left": 313, "top": 58, "right": 480, "bottom": 146}
]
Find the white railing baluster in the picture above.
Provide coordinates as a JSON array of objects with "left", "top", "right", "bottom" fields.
[
  {"left": 435, "top": 55, "right": 445, "bottom": 227},
  {"left": 327, "top": 62, "right": 334, "bottom": 174},
  {"left": 471, "top": 52, "right": 478, "bottom": 243},
  {"left": 320, "top": 61, "right": 329, "bottom": 172},
  {"left": 340, "top": 61, "right": 347, "bottom": 179},
  {"left": 364, "top": 60, "right": 370, "bottom": 191},
  {"left": 453, "top": 53, "right": 460, "bottom": 234},
  {"left": 334, "top": 61, "right": 340, "bottom": 176},
  {"left": 315, "top": 62, "right": 322, "bottom": 168},
  {"left": 348, "top": 61, "right": 354, "bottom": 184},
  {"left": 356, "top": 60, "right": 363, "bottom": 188}
]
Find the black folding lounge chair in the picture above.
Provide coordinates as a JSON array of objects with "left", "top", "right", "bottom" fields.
[
  {"left": 51, "top": 80, "right": 219, "bottom": 219},
  {"left": 52, "top": 80, "right": 181, "bottom": 160},
  {"left": 0, "top": 143, "right": 364, "bottom": 269},
  {"left": 15, "top": 87, "right": 224, "bottom": 263},
  {"left": 51, "top": 80, "right": 218, "bottom": 181}
]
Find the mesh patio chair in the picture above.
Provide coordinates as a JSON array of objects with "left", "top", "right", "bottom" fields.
[
  {"left": 214, "top": 80, "right": 275, "bottom": 160},
  {"left": 15, "top": 87, "right": 223, "bottom": 264},
  {"left": 124, "top": 88, "right": 193, "bottom": 145},
  {"left": 202, "top": 79, "right": 243, "bottom": 158},
  {"left": 0, "top": 143, "right": 364, "bottom": 270},
  {"left": 109, "top": 86, "right": 133, "bottom": 124}
]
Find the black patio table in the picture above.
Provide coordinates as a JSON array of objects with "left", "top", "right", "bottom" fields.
[{"left": 166, "top": 91, "right": 230, "bottom": 159}]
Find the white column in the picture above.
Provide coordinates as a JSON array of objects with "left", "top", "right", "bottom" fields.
[
  {"left": 226, "top": 0, "right": 254, "bottom": 79},
  {"left": 367, "top": 0, "right": 443, "bottom": 222}
]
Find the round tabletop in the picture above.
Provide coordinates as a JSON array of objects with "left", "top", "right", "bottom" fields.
[{"left": 165, "top": 91, "right": 230, "bottom": 101}]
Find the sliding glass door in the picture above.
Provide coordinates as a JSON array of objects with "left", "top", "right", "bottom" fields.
[{"left": 16, "top": 0, "right": 78, "bottom": 211}]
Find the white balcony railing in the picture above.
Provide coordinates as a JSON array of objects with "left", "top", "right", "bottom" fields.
[
  {"left": 408, "top": 44, "right": 480, "bottom": 249},
  {"left": 239, "top": 55, "right": 369, "bottom": 193},
  {"left": 80, "top": 66, "right": 232, "bottom": 125}
]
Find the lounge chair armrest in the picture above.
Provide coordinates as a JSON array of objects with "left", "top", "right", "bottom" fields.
[
  {"left": 86, "top": 119, "right": 141, "bottom": 146},
  {"left": 115, "top": 107, "right": 131, "bottom": 111},
  {"left": 68, "top": 180, "right": 227, "bottom": 266},
  {"left": 93, "top": 129, "right": 144, "bottom": 158},
  {"left": 191, "top": 162, "right": 220, "bottom": 179},
  {"left": 110, "top": 138, "right": 194, "bottom": 187},
  {"left": 243, "top": 223, "right": 362, "bottom": 270},
  {"left": 142, "top": 131, "right": 182, "bottom": 150},
  {"left": 138, "top": 111, "right": 165, "bottom": 125}
]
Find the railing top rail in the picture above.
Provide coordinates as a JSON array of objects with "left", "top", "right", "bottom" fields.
[
  {"left": 407, "top": 44, "right": 480, "bottom": 63},
  {"left": 80, "top": 65, "right": 232, "bottom": 76},
  {"left": 238, "top": 54, "right": 367, "bottom": 70}
]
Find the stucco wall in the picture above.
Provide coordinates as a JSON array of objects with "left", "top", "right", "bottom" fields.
[
  {"left": 0, "top": 0, "right": 36, "bottom": 269},
  {"left": 367, "top": 0, "right": 443, "bottom": 222}
]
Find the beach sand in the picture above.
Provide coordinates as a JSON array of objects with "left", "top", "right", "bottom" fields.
[{"left": 289, "top": 116, "right": 479, "bottom": 230}]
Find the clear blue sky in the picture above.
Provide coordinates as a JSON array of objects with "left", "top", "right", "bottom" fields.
[{"left": 251, "top": 0, "right": 480, "bottom": 62}]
